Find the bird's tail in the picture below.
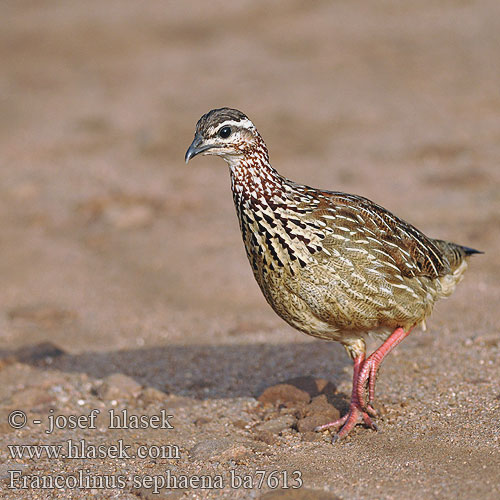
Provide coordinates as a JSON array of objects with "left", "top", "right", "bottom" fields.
[
  {"left": 431, "top": 239, "right": 482, "bottom": 297},
  {"left": 433, "top": 239, "right": 483, "bottom": 272},
  {"left": 459, "top": 245, "right": 483, "bottom": 256}
]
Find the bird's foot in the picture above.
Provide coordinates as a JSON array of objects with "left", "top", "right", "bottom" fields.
[
  {"left": 314, "top": 352, "right": 378, "bottom": 442},
  {"left": 314, "top": 402, "right": 378, "bottom": 443},
  {"left": 316, "top": 328, "right": 413, "bottom": 442}
]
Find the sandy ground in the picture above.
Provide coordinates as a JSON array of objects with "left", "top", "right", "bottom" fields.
[{"left": 1, "top": 1, "right": 499, "bottom": 499}]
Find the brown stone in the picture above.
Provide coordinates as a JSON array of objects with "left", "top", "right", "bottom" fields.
[
  {"left": 258, "top": 377, "right": 337, "bottom": 408},
  {"left": 97, "top": 373, "right": 142, "bottom": 401},
  {"left": 140, "top": 386, "right": 167, "bottom": 406},
  {"left": 254, "top": 415, "right": 297, "bottom": 434},
  {"left": 285, "top": 376, "right": 336, "bottom": 398},
  {"left": 252, "top": 430, "right": 278, "bottom": 445},
  {"left": 297, "top": 413, "right": 338, "bottom": 433},
  {"left": 305, "top": 394, "right": 340, "bottom": 419},
  {"left": 258, "top": 384, "right": 311, "bottom": 405},
  {"left": 300, "top": 431, "right": 324, "bottom": 442}
]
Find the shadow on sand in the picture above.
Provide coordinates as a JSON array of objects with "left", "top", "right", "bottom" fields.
[{"left": 1, "top": 340, "right": 351, "bottom": 403}]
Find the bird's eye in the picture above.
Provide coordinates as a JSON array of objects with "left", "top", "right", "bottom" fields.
[{"left": 218, "top": 126, "right": 232, "bottom": 139}]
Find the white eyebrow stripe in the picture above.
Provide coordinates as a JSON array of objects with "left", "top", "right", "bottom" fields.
[{"left": 216, "top": 119, "right": 254, "bottom": 130}]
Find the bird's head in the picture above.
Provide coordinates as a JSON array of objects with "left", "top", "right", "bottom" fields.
[{"left": 185, "top": 108, "right": 263, "bottom": 166}]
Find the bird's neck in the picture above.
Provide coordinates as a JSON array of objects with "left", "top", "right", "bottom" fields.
[{"left": 228, "top": 135, "right": 286, "bottom": 208}]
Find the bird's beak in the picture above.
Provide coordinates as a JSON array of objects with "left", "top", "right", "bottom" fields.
[{"left": 185, "top": 133, "right": 211, "bottom": 164}]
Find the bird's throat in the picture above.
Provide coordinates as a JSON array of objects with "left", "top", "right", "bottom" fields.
[{"left": 229, "top": 151, "right": 285, "bottom": 208}]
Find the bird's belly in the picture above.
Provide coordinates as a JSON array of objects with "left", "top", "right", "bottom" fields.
[
  {"left": 250, "top": 256, "right": 434, "bottom": 340},
  {"left": 253, "top": 268, "right": 342, "bottom": 341},
  {"left": 248, "top": 262, "right": 370, "bottom": 341}
]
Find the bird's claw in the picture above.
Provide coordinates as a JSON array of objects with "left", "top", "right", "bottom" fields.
[
  {"left": 331, "top": 434, "right": 340, "bottom": 444},
  {"left": 364, "top": 403, "right": 377, "bottom": 417},
  {"left": 315, "top": 402, "right": 378, "bottom": 442}
]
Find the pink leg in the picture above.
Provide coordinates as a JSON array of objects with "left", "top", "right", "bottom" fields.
[
  {"left": 357, "top": 327, "right": 412, "bottom": 409},
  {"left": 316, "top": 326, "right": 413, "bottom": 442},
  {"left": 315, "top": 353, "right": 377, "bottom": 443}
]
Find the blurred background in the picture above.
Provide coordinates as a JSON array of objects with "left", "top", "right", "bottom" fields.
[
  {"left": 1, "top": 2, "right": 499, "bottom": 498},
  {"left": 1, "top": 0, "right": 498, "bottom": 354}
]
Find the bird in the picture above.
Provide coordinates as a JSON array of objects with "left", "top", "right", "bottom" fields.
[{"left": 185, "top": 107, "right": 481, "bottom": 442}]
